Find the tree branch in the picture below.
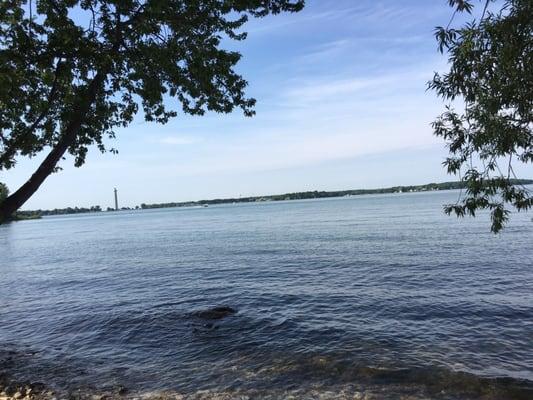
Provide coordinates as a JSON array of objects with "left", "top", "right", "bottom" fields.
[
  {"left": 0, "top": 59, "right": 66, "bottom": 168},
  {"left": 0, "top": 71, "right": 107, "bottom": 220}
]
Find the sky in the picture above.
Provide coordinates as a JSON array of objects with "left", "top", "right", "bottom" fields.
[{"left": 4, "top": 0, "right": 529, "bottom": 210}]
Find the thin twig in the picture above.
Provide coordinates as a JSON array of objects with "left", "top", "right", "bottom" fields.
[
  {"left": 28, "top": 0, "right": 33, "bottom": 40},
  {"left": 480, "top": 0, "right": 490, "bottom": 22},
  {"left": 446, "top": 9, "right": 458, "bottom": 30}
]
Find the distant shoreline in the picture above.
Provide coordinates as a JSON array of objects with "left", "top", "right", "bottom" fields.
[{"left": 15, "top": 179, "right": 533, "bottom": 218}]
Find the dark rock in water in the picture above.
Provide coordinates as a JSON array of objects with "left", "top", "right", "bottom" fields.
[{"left": 194, "top": 306, "right": 237, "bottom": 320}]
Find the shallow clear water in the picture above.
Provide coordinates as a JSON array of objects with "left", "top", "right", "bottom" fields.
[{"left": 1, "top": 190, "right": 532, "bottom": 399}]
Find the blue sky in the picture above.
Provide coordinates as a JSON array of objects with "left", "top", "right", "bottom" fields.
[{"left": 4, "top": 0, "right": 527, "bottom": 209}]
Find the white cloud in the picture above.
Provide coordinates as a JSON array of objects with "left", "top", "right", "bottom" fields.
[{"left": 283, "top": 69, "right": 430, "bottom": 105}]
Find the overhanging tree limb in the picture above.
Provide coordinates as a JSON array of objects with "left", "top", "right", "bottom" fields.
[
  {"left": 431, "top": 0, "right": 532, "bottom": 232},
  {"left": 0, "top": 71, "right": 106, "bottom": 220},
  {"left": 0, "top": 59, "right": 66, "bottom": 168}
]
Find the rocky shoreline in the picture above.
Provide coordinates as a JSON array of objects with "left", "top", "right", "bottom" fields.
[
  {"left": 0, "top": 376, "right": 51, "bottom": 400},
  {"left": 0, "top": 377, "right": 382, "bottom": 400},
  {"left": 1, "top": 351, "right": 532, "bottom": 400},
  {"left": 0, "top": 374, "right": 140, "bottom": 400},
  {"left": 0, "top": 373, "right": 453, "bottom": 400}
]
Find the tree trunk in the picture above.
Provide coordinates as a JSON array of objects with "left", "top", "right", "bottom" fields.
[{"left": 0, "top": 73, "right": 105, "bottom": 222}]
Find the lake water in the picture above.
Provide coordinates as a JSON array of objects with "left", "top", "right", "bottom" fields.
[{"left": 1, "top": 190, "right": 532, "bottom": 399}]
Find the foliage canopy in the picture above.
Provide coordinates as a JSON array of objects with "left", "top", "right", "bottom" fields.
[{"left": 430, "top": 0, "right": 532, "bottom": 232}]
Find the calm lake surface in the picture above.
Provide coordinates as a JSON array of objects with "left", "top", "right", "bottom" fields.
[{"left": 1, "top": 190, "right": 532, "bottom": 399}]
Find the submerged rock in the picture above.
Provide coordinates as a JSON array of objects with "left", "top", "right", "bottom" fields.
[{"left": 194, "top": 306, "right": 237, "bottom": 320}]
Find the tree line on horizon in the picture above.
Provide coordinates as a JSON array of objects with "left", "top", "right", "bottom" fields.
[{"left": 10, "top": 179, "right": 533, "bottom": 218}]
